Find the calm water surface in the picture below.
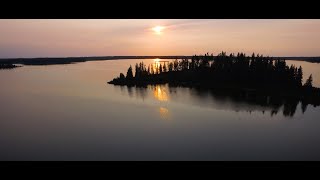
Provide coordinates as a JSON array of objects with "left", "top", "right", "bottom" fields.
[{"left": 0, "top": 59, "right": 320, "bottom": 160}]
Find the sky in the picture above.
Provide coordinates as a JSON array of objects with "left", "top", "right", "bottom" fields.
[{"left": 0, "top": 19, "right": 320, "bottom": 58}]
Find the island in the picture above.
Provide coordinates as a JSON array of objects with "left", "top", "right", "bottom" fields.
[
  {"left": 108, "top": 52, "right": 320, "bottom": 107},
  {"left": 0, "top": 63, "right": 20, "bottom": 69}
]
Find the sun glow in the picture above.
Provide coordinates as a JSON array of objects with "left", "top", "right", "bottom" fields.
[
  {"left": 152, "top": 26, "right": 165, "bottom": 34},
  {"left": 153, "top": 85, "right": 168, "bottom": 101},
  {"left": 153, "top": 58, "right": 161, "bottom": 72}
]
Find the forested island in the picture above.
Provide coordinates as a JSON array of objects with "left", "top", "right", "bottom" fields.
[{"left": 108, "top": 52, "right": 320, "bottom": 106}]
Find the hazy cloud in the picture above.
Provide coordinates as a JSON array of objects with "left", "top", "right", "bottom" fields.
[{"left": 0, "top": 19, "right": 320, "bottom": 58}]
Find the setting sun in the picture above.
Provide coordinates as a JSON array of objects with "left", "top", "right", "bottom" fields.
[
  {"left": 1, "top": 19, "right": 320, "bottom": 161},
  {"left": 152, "top": 26, "right": 165, "bottom": 34}
]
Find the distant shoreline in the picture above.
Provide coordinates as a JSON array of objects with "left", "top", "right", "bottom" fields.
[{"left": 0, "top": 56, "right": 320, "bottom": 65}]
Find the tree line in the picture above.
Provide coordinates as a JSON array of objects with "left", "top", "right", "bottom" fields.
[{"left": 109, "top": 52, "right": 315, "bottom": 91}]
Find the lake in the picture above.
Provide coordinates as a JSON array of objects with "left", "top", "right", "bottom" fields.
[{"left": 0, "top": 59, "right": 320, "bottom": 160}]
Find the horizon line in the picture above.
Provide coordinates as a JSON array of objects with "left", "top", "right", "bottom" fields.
[{"left": 1, "top": 55, "right": 320, "bottom": 60}]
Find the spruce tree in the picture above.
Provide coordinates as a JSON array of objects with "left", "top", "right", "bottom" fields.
[{"left": 126, "top": 65, "right": 134, "bottom": 80}]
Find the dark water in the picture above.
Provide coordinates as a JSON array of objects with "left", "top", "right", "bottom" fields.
[{"left": 0, "top": 59, "right": 320, "bottom": 160}]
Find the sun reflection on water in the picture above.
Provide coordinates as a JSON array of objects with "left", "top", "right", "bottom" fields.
[
  {"left": 153, "top": 85, "right": 171, "bottom": 120},
  {"left": 153, "top": 85, "right": 169, "bottom": 101},
  {"left": 159, "top": 107, "right": 170, "bottom": 120}
]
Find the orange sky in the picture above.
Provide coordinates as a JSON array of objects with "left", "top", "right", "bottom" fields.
[{"left": 1, "top": 19, "right": 320, "bottom": 58}]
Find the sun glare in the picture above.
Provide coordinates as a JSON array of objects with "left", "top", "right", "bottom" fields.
[
  {"left": 152, "top": 26, "right": 165, "bottom": 34},
  {"left": 153, "top": 86, "right": 168, "bottom": 101}
]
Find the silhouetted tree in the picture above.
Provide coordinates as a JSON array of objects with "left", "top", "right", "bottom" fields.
[
  {"left": 168, "top": 62, "right": 173, "bottom": 72},
  {"left": 173, "top": 59, "right": 179, "bottom": 71},
  {"left": 296, "top": 66, "right": 303, "bottom": 87},
  {"left": 126, "top": 65, "right": 134, "bottom": 80},
  {"left": 163, "top": 63, "right": 167, "bottom": 72},
  {"left": 304, "top": 74, "right": 313, "bottom": 88},
  {"left": 119, "top": 73, "right": 125, "bottom": 80},
  {"left": 159, "top": 64, "right": 163, "bottom": 73},
  {"left": 135, "top": 63, "right": 140, "bottom": 79},
  {"left": 150, "top": 64, "right": 154, "bottom": 74},
  {"left": 147, "top": 65, "right": 151, "bottom": 75}
]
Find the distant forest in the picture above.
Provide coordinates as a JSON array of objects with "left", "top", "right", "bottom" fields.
[
  {"left": 0, "top": 55, "right": 319, "bottom": 66},
  {"left": 109, "top": 52, "right": 320, "bottom": 105}
]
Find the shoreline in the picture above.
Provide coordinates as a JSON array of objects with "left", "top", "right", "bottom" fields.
[{"left": 1, "top": 56, "right": 320, "bottom": 65}]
